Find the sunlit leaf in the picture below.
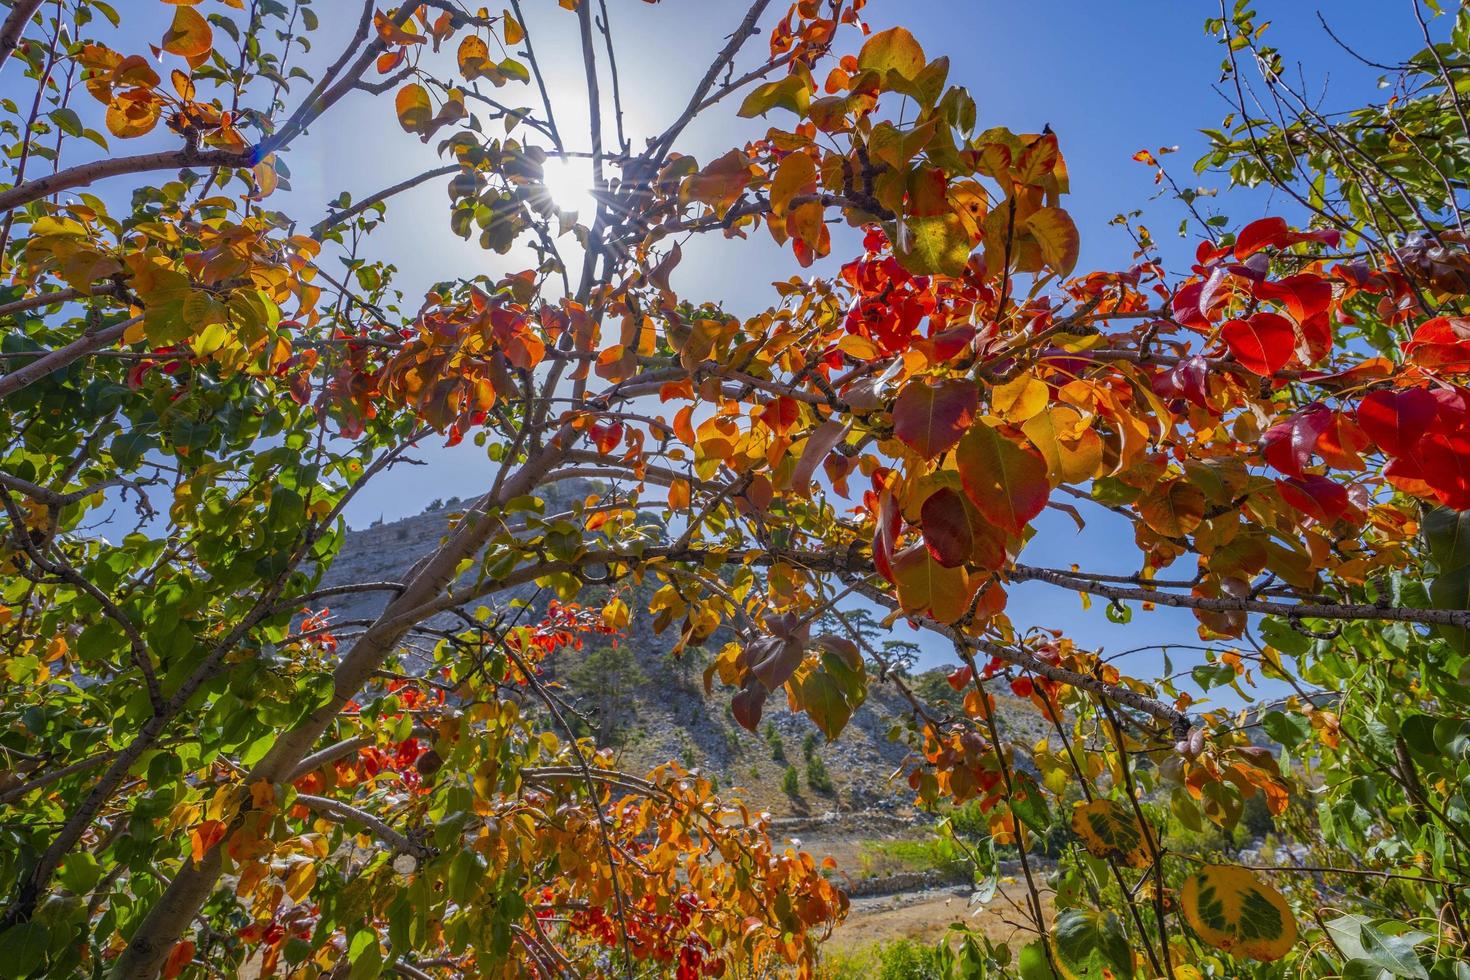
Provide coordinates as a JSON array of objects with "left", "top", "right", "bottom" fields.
[{"left": 1181, "top": 865, "right": 1298, "bottom": 962}]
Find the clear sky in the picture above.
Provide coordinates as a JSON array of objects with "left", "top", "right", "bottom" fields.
[
  {"left": 86, "top": 1, "right": 1448, "bottom": 695},
  {"left": 315, "top": 1, "right": 1431, "bottom": 693}
]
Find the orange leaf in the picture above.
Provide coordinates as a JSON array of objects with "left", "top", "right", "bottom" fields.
[
  {"left": 1023, "top": 207, "right": 1079, "bottom": 277},
  {"left": 162, "top": 5, "right": 213, "bottom": 59},
  {"left": 395, "top": 83, "right": 432, "bottom": 134},
  {"left": 956, "top": 422, "right": 1050, "bottom": 535},
  {"left": 163, "top": 941, "right": 196, "bottom": 980}
]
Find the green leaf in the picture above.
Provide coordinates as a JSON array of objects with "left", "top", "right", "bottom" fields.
[
  {"left": 1261, "top": 710, "right": 1310, "bottom": 749},
  {"left": 1054, "top": 908, "right": 1134, "bottom": 979},
  {"left": 1363, "top": 922, "right": 1430, "bottom": 979},
  {"left": 737, "top": 74, "right": 810, "bottom": 118},
  {"left": 49, "top": 108, "right": 84, "bottom": 137},
  {"left": 58, "top": 853, "right": 101, "bottom": 895},
  {"left": 0, "top": 922, "right": 48, "bottom": 978},
  {"left": 1017, "top": 940, "right": 1062, "bottom": 980},
  {"left": 110, "top": 430, "right": 158, "bottom": 469}
]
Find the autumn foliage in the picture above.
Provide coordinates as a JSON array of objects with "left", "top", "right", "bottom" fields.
[{"left": 5, "top": 0, "right": 1470, "bottom": 977}]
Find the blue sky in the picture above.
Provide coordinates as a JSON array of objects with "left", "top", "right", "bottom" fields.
[
  {"left": 317, "top": 1, "right": 1430, "bottom": 693},
  {"left": 85, "top": 1, "right": 1448, "bottom": 693}
]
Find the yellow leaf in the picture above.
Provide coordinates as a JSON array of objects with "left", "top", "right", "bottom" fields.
[
  {"left": 1070, "top": 799, "right": 1150, "bottom": 868},
  {"left": 770, "top": 151, "right": 817, "bottom": 217},
  {"left": 395, "top": 83, "right": 432, "bottom": 133},
  {"left": 248, "top": 780, "right": 275, "bottom": 810},
  {"left": 991, "top": 374, "right": 1048, "bottom": 424},
  {"left": 162, "top": 5, "right": 213, "bottom": 59},
  {"left": 458, "top": 35, "right": 491, "bottom": 80},
  {"left": 858, "top": 26, "right": 925, "bottom": 81},
  {"left": 1023, "top": 206, "right": 1080, "bottom": 277},
  {"left": 601, "top": 596, "right": 630, "bottom": 630},
  {"left": 895, "top": 212, "right": 971, "bottom": 277},
  {"left": 1181, "top": 865, "right": 1298, "bottom": 961},
  {"left": 502, "top": 9, "right": 525, "bottom": 45},
  {"left": 891, "top": 544, "right": 976, "bottom": 624},
  {"left": 284, "top": 860, "right": 317, "bottom": 903},
  {"left": 252, "top": 157, "right": 278, "bottom": 198},
  {"left": 105, "top": 92, "right": 160, "bottom": 139}
]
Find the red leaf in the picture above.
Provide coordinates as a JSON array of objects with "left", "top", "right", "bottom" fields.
[
  {"left": 1253, "top": 274, "right": 1333, "bottom": 330},
  {"left": 1356, "top": 388, "right": 1438, "bottom": 458},
  {"left": 920, "top": 486, "right": 974, "bottom": 568},
  {"left": 589, "top": 419, "right": 624, "bottom": 454},
  {"left": 731, "top": 679, "right": 768, "bottom": 732},
  {"left": 1155, "top": 355, "right": 1212, "bottom": 409},
  {"left": 1261, "top": 404, "right": 1333, "bottom": 477},
  {"left": 872, "top": 488, "right": 900, "bottom": 583},
  {"left": 1235, "top": 217, "right": 1292, "bottom": 259},
  {"left": 1197, "top": 266, "right": 1234, "bottom": 323},
  {"left": 1221, "top": 312, "right": 1295, "bottom": 375},
  {"left": 1422, "top": 431, "right": 1470, "bottom": 509},
  {"left": 914, "top": 325, "right": 978, "bottom": 363},
  {"left": 1170, "top": 280, "right": 1208, "bottom": 328},
  {"left": 1404, "top": 317, "right": 1470, "bottom": 371},
  {"left": 956, "top": 422, "right": 1050, "bottom": 534},
  {"left": 759, "top": 396, "right": 800, "bottom": 436},
  {"left": 947, "top": 665, "right": 973, "bottom": 690},
  {"left": 1236, "top": 217, "right": 1342, "bottom": 259},
  {"left": 892, "top": 378, "right": 979, "bottom": 458},
  {"left": 1276, "top": 475, "right": 1352, "bottom": 524}
]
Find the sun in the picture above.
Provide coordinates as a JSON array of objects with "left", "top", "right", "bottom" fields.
[{"left": 540, "top": 155, "right": 598, "bottom": 220}]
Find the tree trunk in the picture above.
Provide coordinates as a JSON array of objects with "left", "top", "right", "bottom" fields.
[{"left": 110, "top": 433, "right": 572, "bottom": 977}]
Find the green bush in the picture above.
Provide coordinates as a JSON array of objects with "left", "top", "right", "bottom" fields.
[
  {"left": 763, "top": 722, "right": 786, "bottom": 762},
  {"left": 781, "top": 765, "right": 800, "bottom": 796},
  {"left": 821, "top": 939, "right": 944, "bottom": 980},
  {"left": 806, "top": 754, "right": 834, "bottom": 794}
]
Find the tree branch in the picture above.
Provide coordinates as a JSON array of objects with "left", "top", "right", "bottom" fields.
[
  {"left": 0, "top": 148, "right": 254, "bottom": 214},
  {"left": 0, "top": 315, "right": 137, "bottom": 401},
  {"left": 294, "top": 793, "right": 436, "bottom": 860},
  {"left": 0, "top": 0, "right": 42, "bottom": 67}
]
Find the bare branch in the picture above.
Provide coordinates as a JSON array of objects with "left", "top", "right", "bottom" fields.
[
  {"left": 0, "top": 148, "right": 253, "bottom": 214},
  {"left": 0, "top": 0, "right": 43, "bottom": 67}
]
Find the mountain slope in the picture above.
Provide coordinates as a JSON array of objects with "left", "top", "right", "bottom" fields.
[{"left": 320, "top": 500, "right": 1050, "bottom": 815}]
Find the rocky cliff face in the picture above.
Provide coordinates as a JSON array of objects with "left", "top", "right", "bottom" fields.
[{"left": 320, "top": 499, "right": 1048, "bottom": 816}]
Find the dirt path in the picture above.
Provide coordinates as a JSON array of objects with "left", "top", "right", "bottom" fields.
[
  {"left": 830, "top": 881, "right": 1047, "bottom": 951},
  {"left": 777, "top": 817, "right": 1052, "bottom": 953}
]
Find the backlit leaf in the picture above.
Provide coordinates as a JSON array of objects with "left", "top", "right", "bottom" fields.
[
  {"left": 895, "top": 212, "right": 972, "bottom": 277},
  {"left": 1070, "top": 799, "right": 1150, "bottom": 868},
  {"left": 919, "top": 486, "right": 973, "bottom": 568},
  {"left": 1138, "top": 478, "right": 1206, "bottom": 538},
  {"left": 1221, "top": 312, "right": 1295, "bottom": 376},
  {"left": 892, "top": 544, "right": 976, "bottom": 623},
  {"left": 162, "top": 5, "right": 212, "bottom": 59},
  {"left": 956, "top": 422, "right": 1050, "bottom": 535},
  {"left": 1181, "top": 865, "right": 1298, "bottom": 962},
  {"left": 1023, "top": 207, "right": 1079, "bottom": 277},
  {"left": 892, "top": 378, "right": 977, "bottom": 458},
  {"left": 858, "top": 26, "right": 926, "bottom": 81}
]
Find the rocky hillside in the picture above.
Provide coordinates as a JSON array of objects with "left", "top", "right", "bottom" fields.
[{"left": 320, "top": 498, "right": 1050, "bottom": 816}]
